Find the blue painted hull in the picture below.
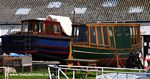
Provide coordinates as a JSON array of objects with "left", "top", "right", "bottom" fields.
[{"left": 1, "top": 35, "right": 71, "bottom": 60}]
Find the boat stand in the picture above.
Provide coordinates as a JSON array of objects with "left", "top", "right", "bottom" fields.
[
  {"left": 125, "top": 52, "right": 143, "bottom": 69},
  {"left": 106, "top": 52, "right": 124, "bottom": 67}
]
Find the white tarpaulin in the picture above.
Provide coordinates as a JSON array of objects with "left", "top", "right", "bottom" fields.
[
  {"left": 37, "top": 15, "right": 72, "bottom": 36},
  {"left": 48, "top": 15, "right": 72, "bottom": 36}
]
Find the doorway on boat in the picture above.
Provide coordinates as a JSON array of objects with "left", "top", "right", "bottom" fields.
[{"left": 114, "top": 26, "right": 131, "bottom": 48}]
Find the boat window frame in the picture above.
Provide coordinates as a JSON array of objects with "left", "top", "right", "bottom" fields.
[
  {"left": 38, "top": 22, "right": 46, "bottom": 34},
  {"left": 72, "top": 23, "right": 141, "bottom": 49},
  {"left": 28, "top": 21, "right": 39, "bottom": 34},
  {"left": 53, "top": 23, "right": 61, "bottom": 34},
  {"left": 89, "top": 27, "right": 96, "bottom": 46},
  {"left": 88, "top": 26, "right": 112, "bottom": 48},
  {"left": 72, "top": 25, "right": 88, "bottom": 45},
  {"left": 130, "top": 26, "right": 141, "bottom": 47},
  {"left": 21, "top": 20, "right": 40, "bottom": 34},
  {"left": 21, "top": 21, "right": 28, "bottom": 33}
]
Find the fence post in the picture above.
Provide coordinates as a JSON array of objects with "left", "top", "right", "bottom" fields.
[
  {"left": 73, "top": 70, "right": 75, "bottom": 79},
  {"left": 7, "top": 67, "right": 9, "bottom": 79},
  {"left": 102, "top": 68, "right": 104, "bottom": 75},
  {"left": 48, "top": 67, "right": 52, "bottom": 79},
  {"left": 58, "top": 68, "right": 60, "bottom": 79},
  {"left": 4, "top": 67, "right": 6, "bottom": 79},
  {"left": 96, "top": 70, "right": 98, "bottom": 79}
]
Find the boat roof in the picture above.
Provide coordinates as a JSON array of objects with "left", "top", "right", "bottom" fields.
[
  {"left": 73, "top": 23, "right": 141, "bottom": 27},
  {"left": 21, "top": 18, "right": 59, "bottom": 23},
  {"left": 86, "top": 23, "right": 141, "bottom": 27}
]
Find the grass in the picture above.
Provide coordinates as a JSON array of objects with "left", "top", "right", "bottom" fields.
[
  {"left": 0, "top": 65, "right": 50, "bottom": 79},
  {"left": 0, "top": 74, "right": 4, "bottom": 79},
  {"left": 8, "top": 68, "right": 49, "bottom": 79},
  {"left": 0, "top": 68, "right": 97, "bottom": 79},
  {"left": 60, "top": 71, "right": 96, "bottom": 79},
  {"left": 0, "top": 71, "right": 96, "bottom": 79},
  {"left": 0, "top": 66, "right": 144, "bottom": 79}
]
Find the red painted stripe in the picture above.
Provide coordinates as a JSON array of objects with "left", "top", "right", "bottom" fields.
[
  {"left": 38, "top": 45, "right": 69, "bottom": 50},
  {"left": 38, "top": 51, "right": 69, "bottom": 55}
]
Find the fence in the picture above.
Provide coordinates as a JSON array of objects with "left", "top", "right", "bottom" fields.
[
  {"left": 0, "top": 67, "right": 9, "bottom": 79},
  {"left": 48, "top": 65, "right": 147, "bottom": 79},
  {"left": 0, "top": 64, "right": 149, "bottom": 79}
]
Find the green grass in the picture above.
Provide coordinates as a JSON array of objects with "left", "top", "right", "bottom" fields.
[
  {"left": 0, "top": 69, "right": 97, "bottom": 79},
  {"left": 0, "top": 74, "right": 4, "bottom": 79},
  {"left": 0, "top": 66, "right": 49, "bottom": 79},
  {"left": 60, "top": 71, "right": 97, "bottom": 79},
  {"left": 0, "top": 66, "right": 144, "bottom": 79},
  {"left": 8, "top": 69, "right": 49, "bottom": 79},
  {"left": 8, "top": 74, "right": 48, "bottom": 79}
]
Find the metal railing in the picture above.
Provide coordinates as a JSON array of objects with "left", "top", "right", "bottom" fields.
[
  {"left": 48, "top": 65, "right": 146, "bottom": 79},
  {"left": 0, "top": 67, "right": 9, "bottom": 79}
]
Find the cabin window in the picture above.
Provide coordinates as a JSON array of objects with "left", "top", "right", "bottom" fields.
[
  {"left": 28, "top": 23, "right": 33, "bottom": 32},
  {"left": 54, "top": 24, "right": 61, "bottom": 33},
  {"left": 97, "top": 26, "right": 111, "bottom": 47},
  {"left": 22, "top": 21, "right": 40, "bottom": 34},
  {"left": 34, "top": 24, "right": 38, "bottom": 32},
  {"left": 72, "top": 26, "right": 87, "bottom": 44},
  {"left": 39, "top": 23, "right": 42, "bottom": 32},
  {"left": 47, "top": 24, "right": 53, "bottom": 33},
  {"left": 109, "top": 29, "right": 113, "bottom": 37},
  {"left": 22, "top": 22, "right": 28, "bottom": 32},
  {"left": 28, "top": 22, "right": 38, "bottom": 33},
  {"left": 79, "top": 27, "right": 87, "bottom": 42},
  {"left": 97, "top": 27, "right": 103, "bottom": 46},
  {"left": 88, "top": 26, "right": 111, "bottom": 47},
  {"left": 109, "top": 27, "right": 114, "bottom": 47},
  {"left": 130, "top": 27, "right": 136, "bottom": 45},
  {"left": 103, "top": 27, "right": 109, "bottom": 45},
  {"left": 90, "top": 27, "right": 96, "bottom": 45},
  {"left": 72, "top": 27, "right": 78, "bottom": 41},
  {"left": 130, "top": 26, "right": 140, "bottom": 45},
  {"left": 137, "top": 27, "right": 141, "bottom": 43},
  {"left": 39, "top": 22, "right": 46, "bottom": 33}
]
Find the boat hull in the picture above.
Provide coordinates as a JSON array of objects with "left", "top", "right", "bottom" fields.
[
  {"left": 1, "top": 35, "right": 70, "bottom": 60},
  {"left": 72, "top": 46, "right": 132, "bottom": 67}
]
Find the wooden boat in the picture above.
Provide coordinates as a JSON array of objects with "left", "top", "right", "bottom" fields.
[
  {"left": 1, "top": 16, "right": 71, "bottom": 60},
  {"left": 71, "top": 23, "right": 142, "bottom": 67}
]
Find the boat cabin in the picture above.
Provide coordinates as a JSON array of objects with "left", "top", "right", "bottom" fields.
[
  {"left": 20, "top": 18, "right": 67, "bottom": 36},
  {"left": 71, "top": 23, "right": 142, "bottom": 67},
  {"left": 72, "top": 23, "right": 141, "bottom": 50}
]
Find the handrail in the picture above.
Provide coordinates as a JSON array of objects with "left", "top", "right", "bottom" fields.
[
  {"left": 48, "top": 65, "right": 145, "bottom": 79},
  {"left": 0, "top": 67, "right": 9, "bottom": 79}
]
